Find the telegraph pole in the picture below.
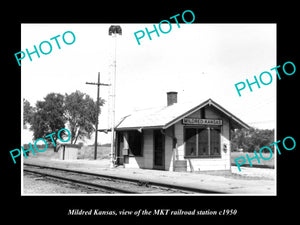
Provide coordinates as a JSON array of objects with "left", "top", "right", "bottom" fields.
[{"left": 86, "top": 72, "right": 110, "bottom": 160}]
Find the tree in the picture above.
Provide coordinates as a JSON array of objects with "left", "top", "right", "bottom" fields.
[
  {"left": 30, "top": 93, "right": 66, "bottom": 151},
  {"left": 64, "top": 90, "right": 105, "bottom": 144},
  {"left": 23, "top": 99, "right": 34, "bottom": 126},
  {"left": 231, "top": 127, "right": 275, "bottom": 152}
]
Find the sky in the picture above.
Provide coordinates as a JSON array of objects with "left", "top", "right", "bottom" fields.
[{"left": 21, "top": 23, "right": 276, "bottom": 144}]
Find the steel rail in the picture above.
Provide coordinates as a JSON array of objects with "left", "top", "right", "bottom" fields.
[
  {"left": 24, "top": 163, "right": 224, "bottom": 194},
  {"left": 24, "top": 168, "right": 137, "bottom": 194}
]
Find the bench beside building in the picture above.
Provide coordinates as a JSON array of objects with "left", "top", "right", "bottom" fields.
[{"left": 114, "top": 92, "right": 250, "bottom": 172}]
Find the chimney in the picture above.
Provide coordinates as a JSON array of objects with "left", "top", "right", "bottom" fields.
[{"left": 167, "top": 91, "right": 178, "bottom": 106}]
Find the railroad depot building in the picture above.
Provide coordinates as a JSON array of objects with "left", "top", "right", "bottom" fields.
[{"left": 114, "top": 92, "right": 250, "bottom": 172}]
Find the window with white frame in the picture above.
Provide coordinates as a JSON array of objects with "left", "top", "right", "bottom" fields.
[{"left": 185, "top": 127, "right": 221, "bottom": 158}]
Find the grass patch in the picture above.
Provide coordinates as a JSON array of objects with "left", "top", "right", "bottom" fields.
[
  {"left": 77, "top": 145, "right": 111, "bottom": 160},
  {"left": 231, "top": 152, "right": 275, "bottom": 168}
]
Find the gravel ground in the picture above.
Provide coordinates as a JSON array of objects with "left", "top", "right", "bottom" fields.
[
  {"left": 231, "top": 166, "right": 275, "bottom": 180},
  {"left": 23, "top": 172, "right": 92, "bottom": 194},
  {"left": 23, "top": 158, "right": 276, "bottom": 195}
]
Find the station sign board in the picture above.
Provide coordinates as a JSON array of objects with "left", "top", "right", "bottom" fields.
[{"left": 182, "top": 118, "right": 223, "bottom": 126}]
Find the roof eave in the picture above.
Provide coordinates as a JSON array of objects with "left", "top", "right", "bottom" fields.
[
  {"left": 116, "top": 98, "right": 251, "bottom": 131},
  {"left": 163, "top": 100, "right": 210, "bottom": 129},
  {"left": 115, "top": 125, "right": 164, "bottom": 131},
  {"left": 208, "top": 99, "right": 251, "bottom": 130},
  {"left": 164, "top": 98, "right": 250, "bottom": 130}
]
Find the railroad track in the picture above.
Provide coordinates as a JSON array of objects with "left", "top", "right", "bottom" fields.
[{"left": 24, "top": 163, "right": 220, "bottom": 194}]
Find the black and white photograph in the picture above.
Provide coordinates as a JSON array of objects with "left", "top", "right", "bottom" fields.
[
  {"left": 4, "top": 5, "right": 298, "bottom": 224},
  {"left": 21, "top": 23, "right": 276, "bottom": 196}
]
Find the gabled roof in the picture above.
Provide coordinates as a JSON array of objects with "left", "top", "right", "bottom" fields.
[{"left": 115, "top": 98, "right": 250, "bottom": 131}]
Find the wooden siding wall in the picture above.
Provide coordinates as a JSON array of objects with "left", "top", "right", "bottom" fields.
[
  {"left": 124, "top": 129, "right": 153, "bottom": 169},
  {"left": 124, "top": 106, "right": 231, "bottom": 171},
  {"left": 179, "top": 106, "right": 231, "bottom": 171},
  {"left": 164, "top": 127, "right": 174, "bottom": 171}
]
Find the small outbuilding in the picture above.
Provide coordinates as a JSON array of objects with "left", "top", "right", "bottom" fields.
[
  {"left": 59, "top": 144, "right": 81, "bottom": 160},
  {"left": 114, "top": 92, "right": 250, "bottom": 172}
]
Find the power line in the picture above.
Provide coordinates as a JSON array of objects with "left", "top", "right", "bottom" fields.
[
  {"left": 247, "top": 120, "right": 276, "bottom": 129},
  {"left": 248, "top": 119, "right": 275, "bottom": 124},
  {"left": 237, "top": 97, "right": 276, "bottom": 118}
]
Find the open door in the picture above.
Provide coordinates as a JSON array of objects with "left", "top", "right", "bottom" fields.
[
  {"left": 153, "top": 129, "right": 165, "bottom": 170},
  {"left": 116, "top": 131, "right": 124, "bottom": 165}
]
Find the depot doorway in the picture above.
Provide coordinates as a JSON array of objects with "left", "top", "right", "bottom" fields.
[{"left": 153, "top": 129, "right": 165, "bottom": 170}]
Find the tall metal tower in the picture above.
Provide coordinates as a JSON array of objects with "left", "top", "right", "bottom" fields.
[{"left": 109, "top": 25, "right": 122, "bottom": 168}]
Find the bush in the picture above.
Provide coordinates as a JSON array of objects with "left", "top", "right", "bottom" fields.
[{"left": 231, "top": 128, "right": 275, "bottom": 153}]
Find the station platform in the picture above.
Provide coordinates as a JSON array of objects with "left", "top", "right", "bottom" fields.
[{"left": 23, "top": 157, "right": 275, "bottom": 195}]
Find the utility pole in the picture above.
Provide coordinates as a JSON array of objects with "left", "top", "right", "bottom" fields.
[{"left": 86, "top": 72, "right": 110, "bottom": 160}]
